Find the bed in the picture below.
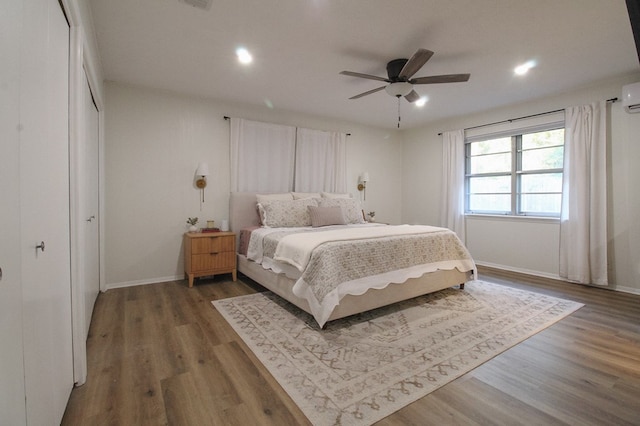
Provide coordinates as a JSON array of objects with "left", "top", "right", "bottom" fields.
[{"left": 230, "top": 191, "right": 476, "bottom": 327}]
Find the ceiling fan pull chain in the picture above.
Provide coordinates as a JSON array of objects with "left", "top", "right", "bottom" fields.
[{"left": 397, "top": 96, "right": 401, "bottom": 128}]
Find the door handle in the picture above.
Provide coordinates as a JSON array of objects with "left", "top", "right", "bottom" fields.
[
  {"left": 36, "top": 241, "right": 45, "bottom": 252},
  {"left": 86, "top": 215, "right": 95, "bottom": 222}
]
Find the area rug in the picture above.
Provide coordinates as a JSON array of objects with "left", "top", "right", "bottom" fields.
[{"left": 212, "top": 280, "right": 582, "bottom": 426}]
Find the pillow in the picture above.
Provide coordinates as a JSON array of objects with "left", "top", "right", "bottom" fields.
[
  {"left": 321, "top": 192, "right": 351, "bottom": 199},
  {"left": 256, "top": 193, "right": 293, "bottom": 203},
  {"left": 318, "top": 198, "right": 365, "bottom": 224},
  {"left": 292, "top": 192, "right": 321, "bottom": 199},
  {"left": 257, "top": 198, "right": 318, "bottom": 227},
  {"left": 308, "top": 206, "right": 346, "bottom": 227}
]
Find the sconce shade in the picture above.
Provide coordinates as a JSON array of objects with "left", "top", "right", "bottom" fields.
[
  {"left": 196, "top": 162, "right": 210, "bottom": 177},
  {"left": 359, "top": 172, "right": 370, "bottom": 183}
]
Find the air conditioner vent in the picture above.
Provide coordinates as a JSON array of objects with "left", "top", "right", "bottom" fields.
[
  {"left": 622, "top": 82, "right": 640, "bottom": 113},
  {"left": 178, "top": 0, "right": 212, "bottom": 10}
]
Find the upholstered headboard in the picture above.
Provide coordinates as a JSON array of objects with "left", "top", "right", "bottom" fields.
[{"left": 229, "top": 192, "right": 260, "bottom": 235}]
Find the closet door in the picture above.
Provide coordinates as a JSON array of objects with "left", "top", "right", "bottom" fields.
[
  {"left": 20, "top": 0, "right": 74, "bottom": 423},
  {"left": 0, "top": 0, "right": 27, "bottom": 423},
  {"left": 83, "top": 74, "right": 100, "bottom": 334}
]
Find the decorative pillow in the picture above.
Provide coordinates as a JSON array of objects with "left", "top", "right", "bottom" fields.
[
  {"left": 256, "top": 193, "right": 293, "bottom": 203},
  {"left": 321, "top": 192, "right": 352, "bottom": 199},
  {"left": 318, "top": 198, "right": 365, "bottom": 224},
  {"left": 258, "top": 198, "right": 318, "bottom": 227},
  {"left": 292, "top": 192, "right": 321, "bottom": 199},
  {"left": 308, "top": 206, "right": 346, "bottom": 227}
]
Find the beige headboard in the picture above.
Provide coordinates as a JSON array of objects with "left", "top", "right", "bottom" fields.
[{"left": 229, "top": 192, "right": 260, "bottom": 236}]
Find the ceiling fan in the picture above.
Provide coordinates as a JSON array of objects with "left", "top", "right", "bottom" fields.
[{"left": 340, "top": 48, "right": 470, "bottom": 103}]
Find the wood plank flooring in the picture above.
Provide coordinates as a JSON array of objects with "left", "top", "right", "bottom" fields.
[{"left": 62, "top": 267, "right": 640, "bottom": 425}]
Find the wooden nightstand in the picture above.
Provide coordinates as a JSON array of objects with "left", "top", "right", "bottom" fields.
[{"left": 184, "top": 231, "right": 237, "bottom": 287}]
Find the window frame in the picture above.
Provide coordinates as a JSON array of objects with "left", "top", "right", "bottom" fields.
[{"left": 465, "top": 123, "right": 565, "bottom": 218}]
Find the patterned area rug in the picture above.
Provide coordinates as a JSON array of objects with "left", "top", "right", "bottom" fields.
[{"left": 212, "top": 280, "right": 582, "bottom": 425}]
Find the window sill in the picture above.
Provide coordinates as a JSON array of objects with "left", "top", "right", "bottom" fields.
[{"left": 465, "top": 213, "right": 560, "bottom": 224}]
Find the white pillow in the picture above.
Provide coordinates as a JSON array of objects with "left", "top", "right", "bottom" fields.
[
  {"left": 308, "top": 206, "right": 346, "bottom": 227},
  {"left": 318, "top": 198, "right": 365, "bottom": 224},
  {"left": 292, "top": 192, "right": 321, "bottom": 199},
  {"left": 321, "top": 192, "right": 352, "bottom": 199},
  {"left": 256, "top": 193, "right": 294, "bottom": 203},
  {"left": 258, "top": 198, "right": 318, "bottom": 227}
]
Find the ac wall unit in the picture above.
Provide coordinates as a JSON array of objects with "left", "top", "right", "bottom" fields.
[{"left": 622, "top": 82, "right": 640, "bottom": 113}]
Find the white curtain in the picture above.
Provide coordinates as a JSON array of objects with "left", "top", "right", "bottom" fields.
[
  {"left": 230, "top": 118, "right": 296, "bottom": 192},
  {"left": 440, "top": 130, "right": 466, "bottom": 241},
  {"left": 294, "top": 128, "right": 347, "bottom": 193},
  {"left": 559, "top": 101, "right": 608, "bottom": 285}
]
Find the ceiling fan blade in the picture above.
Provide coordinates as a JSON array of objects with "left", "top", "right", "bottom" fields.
[
  {"left": 411, "top": 73, "right": 471, "bottom": 84},
  {"left": 398, "top": 49, "right": 434, "bottom": 79},
  {"left": 340, "top": 70, "right": 389, "bottom": 82},
  {"left": 404, "top": 90, "right": 420, "bottom": 103},
  {"left": 349, "top": 85, "right": 387, "bottom": 99}
]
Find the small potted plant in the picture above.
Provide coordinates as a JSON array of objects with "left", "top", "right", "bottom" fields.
[
  {"left": 368, "top": 211, "right": 376, "bottom": 222},
  {"left": 187, "top": 217, "right": 198, "bottom": 232}
]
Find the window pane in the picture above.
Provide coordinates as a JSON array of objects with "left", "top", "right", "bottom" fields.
[
  {"left": 468, "top": 194, "right": 511, "bottom": 212},
  {"left": 520, "top": 173, "right": 563, "bottom": 193},
  {"left": 521, "top": 146, "right": 564, "bottom": 170},
  {"left": 520, "top": 193, "right": 562, "bottom": 214},
  {"left": 470, "top": 138, "right": 511, "bottom": 155},
  {"left": 522, "top": 129, "right": 564, "bottom": 150},
  {"left": 469, "top": 176, "right": 511, "bottom": 193},
  {"left": 470, "top": 152, "right": 511, "bottom": 174}
]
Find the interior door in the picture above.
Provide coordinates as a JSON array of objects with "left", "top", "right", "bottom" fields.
[
  {"left": 20, "top": 0, "right": 74, "bottom": 423},
  {"left": 0, "top": 0, "right": 27, "bottom": 423},
  {"left": 84, "top": 74, "right": 100, "bottom": 333}
]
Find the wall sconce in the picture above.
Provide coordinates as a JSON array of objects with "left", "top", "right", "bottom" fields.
[
  {"left": 195, "top": 162, "right": 210, "bottom": 203},
  {"left": 358, "top": 172, "right": 369, "bottom": 200}
]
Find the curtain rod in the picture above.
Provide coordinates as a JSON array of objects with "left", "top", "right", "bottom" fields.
[
  {"left": 437, "top": 97, "right": 618, "bottom": 136},
  {"left": 223, "top": 115, "right": 351, "bottom": 136}
]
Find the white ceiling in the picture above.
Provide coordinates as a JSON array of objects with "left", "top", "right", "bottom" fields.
[{"left": 89, "top": 0, "right": 638, "bottom": 129}]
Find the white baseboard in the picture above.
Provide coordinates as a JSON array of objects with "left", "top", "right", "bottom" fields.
[
  {"left": 476, "top": 261, "right": 640, "bottom": 295},
  {"left": 105, "top": 274, "right": 183, "bottom": 291},
  {"left": 475, "top": 261, "right": 562, "bottom": 281},
  {"left": 610, "top": 285, "right": 640, "bottom": 295}
]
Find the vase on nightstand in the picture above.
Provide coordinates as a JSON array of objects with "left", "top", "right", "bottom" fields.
[{"left": 189, "top": 225, "right": 197, "bottom": 232}]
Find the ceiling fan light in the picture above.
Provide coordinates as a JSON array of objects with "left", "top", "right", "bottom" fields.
[{"left": 385, "top": 82, "right": 413, "bottom": 97}]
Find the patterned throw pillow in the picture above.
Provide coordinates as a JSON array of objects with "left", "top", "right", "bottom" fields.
[
  {"left": 258, "top": 198, "right": 318, "bottom": 227},
  {"left": 308, "top": 206, "right": 347, "bottom": 227},
  {"left": 320, "top": 192, "right": 352, "bottom": 199},
  {"left": 292, "top": 192, "right": 321, "bottom": 199},
  {"left": 318, "top": 198, "right": 365, "bottom": 224}
]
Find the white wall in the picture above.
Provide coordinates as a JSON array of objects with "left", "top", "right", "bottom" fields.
[
  {"left": 402, "top": 73, "right": 640, "bottom": 294},
  {"left": 104, "top": 82, "right": 403, "bottom": 288}
]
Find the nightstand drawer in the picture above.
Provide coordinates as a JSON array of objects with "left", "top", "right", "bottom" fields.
[
  {"left": 190, "top": 252, "right": 235, "bottom": 272},
  {"left": 191, "top": 235, "right": 234, "bottom": 254}
]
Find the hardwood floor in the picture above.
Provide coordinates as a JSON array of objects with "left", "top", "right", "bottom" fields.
[{"left": 62, "top": 267, "right": 640, "bottom": 425}]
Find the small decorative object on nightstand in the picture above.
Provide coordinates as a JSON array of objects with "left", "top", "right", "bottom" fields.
[
  {"left": 368, "top": 211, "right": 376, "bottom": 222},
  {"left": 186, "top": 217, "right": 198, "bottom": 232},
  {"left": 184, "top": 231, "right": 236, "bottom": 287}
]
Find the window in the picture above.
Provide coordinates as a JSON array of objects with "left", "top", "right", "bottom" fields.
[{"left": 465, "top": 127, "right": 564, "bottom": 216}]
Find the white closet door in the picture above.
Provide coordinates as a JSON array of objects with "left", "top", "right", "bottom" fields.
[
  {"left": 0, "top": 0, "right": 27, "bottom": 423},
  {"left": 20, "top": 0, "right": 74, "bottom": 423},
  {"left": 84, "top": 74, "right": 100, "bottom": 334}
]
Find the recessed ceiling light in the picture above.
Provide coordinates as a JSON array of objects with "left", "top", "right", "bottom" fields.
[
  {"left": 514, "top": 60, "right": 536, "bottom": 76},
  {"left": 415, "top": 96, "right": 428, "bottom": 107},
  {"left": 236, "top": 47, "right": 253, "bottom": 65}
]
